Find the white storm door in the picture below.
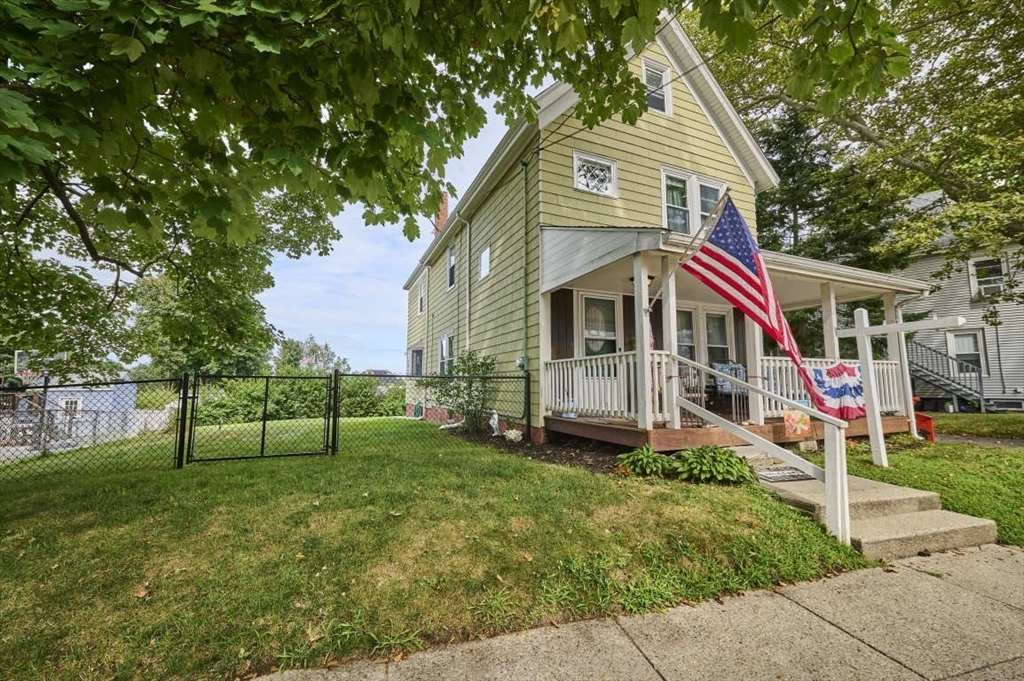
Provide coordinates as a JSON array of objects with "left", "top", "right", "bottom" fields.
[{"left": 578, "top": 294, "right": 625, "bottom": 417}]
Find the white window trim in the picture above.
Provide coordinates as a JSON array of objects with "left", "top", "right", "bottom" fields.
[
  {"left": 968, "top": 256, "right": 1005, "bottom": 300},
  {"left": 575, "top": 291, "right": 623, "bottom": 358},
  {"left": 642, "top": 58, "right": 672, "bottom": 117},
  {"left": 59, "top": 397, "right": 81, "bottom": 421},
  {"left": 572, "top": 150, "right": 618, "bottom": 198},
  {"left": 408, "top": 347, "right": 424, "bottom": 377},
  {"left": 417, "top": 275, "right": 425, "bottom": 315},
  {"left": 660, "top": 166, "right": 726, "bottom": 235},
  {"left": 479, "top": 245, "right": 491, "bottom": 280},
  {"left": 438, "top": 332, "right": 455, "bottom": 374},
  {"left": 677, "top": 303, "right": 735, "bottom": 366},
  {"left": 447, "top": 245, "right": 456, "bottom": 291},
  {"left": 946, "top": 329, "right": 988, "bottom": 376}
]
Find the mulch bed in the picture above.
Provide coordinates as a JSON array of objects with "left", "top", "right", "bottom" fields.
[{"left": 456, "top": 430, "right": 630, "bottom": 474}]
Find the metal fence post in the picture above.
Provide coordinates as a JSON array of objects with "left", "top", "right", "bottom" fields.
[
  {"left": 523, "top": 371, "right": 532, "bottom": 443},
  {"left": 174, "top": 373, "right": 189, "bottom": 469},
  {"left": 259, "top": 376, "right": 271, "bottom": 457},
  {"left": 331, "top": 369, "right": 340, "bottom": 455}
]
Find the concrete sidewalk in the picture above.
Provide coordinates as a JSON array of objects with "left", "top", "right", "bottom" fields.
[{"left": 269, "top": 544, "right": 1024, "bottom": 681}]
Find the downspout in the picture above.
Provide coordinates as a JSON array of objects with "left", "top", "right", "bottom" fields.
[
  {"left": 521, "top": 157, "right": 532, "bottom": 440},
  {"left": 895, "top": 291, "right": 928, "bottom": 438},
  {"left": 521, "top": 158, "right": 530, "bottom": 372}
]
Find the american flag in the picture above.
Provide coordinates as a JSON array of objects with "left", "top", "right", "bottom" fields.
[{"left": 680, "top": 196, "right": 826, "bottom": 412}]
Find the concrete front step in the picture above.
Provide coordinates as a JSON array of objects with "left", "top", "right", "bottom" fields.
[
  {"left": 851, "top": 510, "right": 998, "bottom": 561},
  {"left": 760, "top": 475, "right": 940, "bottom": 522}
]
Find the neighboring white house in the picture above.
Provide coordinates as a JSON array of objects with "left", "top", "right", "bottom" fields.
[{"left": 896, "top": 191, "right": 1024, "bottom": 412}]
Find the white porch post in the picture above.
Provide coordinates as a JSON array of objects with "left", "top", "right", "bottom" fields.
[
  {"left": 896, "top": 307, "right": 919, "bottom": 436},
  {"left": 883, "top": 293, "right": 905, "bottom": 415},
  {"left": 854, "top": 308, "right": 888, "bottom": 467},
  {"left": 634, "top": 255, "right": 653, "bottom": 431},
  {"left": 661, "top": 257, "right": 681, "bottom": 428},
  {"left": 883, "top": 294, "right": 899, "bottom": 359},
  {"left": 744, "top": 317, "right": 765, "bottom": 425},
  {"left": 539, "top": 291, "right": 552, "bottom": 416},
  {"left": 821, "top": 282, "right": 840, "bottom": 360}
]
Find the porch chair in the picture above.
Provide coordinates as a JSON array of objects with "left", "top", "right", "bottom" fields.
[{"left": 710, "top": 362, "right": 748, "bottom": 415}]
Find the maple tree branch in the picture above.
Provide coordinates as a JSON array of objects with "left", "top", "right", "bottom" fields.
[{"left": 40, "top": 164, "right": 146, "bottom": 277}]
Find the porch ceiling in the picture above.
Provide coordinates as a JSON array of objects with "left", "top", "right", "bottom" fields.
[{"left": 542, "top": 227, "right": 931, "bottom": 308}]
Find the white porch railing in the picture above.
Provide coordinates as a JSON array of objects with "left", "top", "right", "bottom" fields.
[
  {"left": 758, "top": 357, "right": 902, "bottom": 418},
  {"left": 544, "top": 351, "right": 680, "bottom": 423},
  {"left": 544, "top": 351, "right": 639, "bottom": 420}
]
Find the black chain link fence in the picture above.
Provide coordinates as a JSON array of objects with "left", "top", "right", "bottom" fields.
[
  {"left": 0, "top": 377, "right": 184, "bottom": 481},
  {"left": 333, "top": 372, "right": 529, "bottom": 453},
  {"left": 0, "top": 372, "right": 529, "bottom": 483}
]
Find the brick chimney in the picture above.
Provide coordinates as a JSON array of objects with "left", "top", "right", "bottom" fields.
[{"left": 433, "top": 191, "right": 449, "bottom": 237}]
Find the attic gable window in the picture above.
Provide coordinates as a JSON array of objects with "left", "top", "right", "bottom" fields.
[
  {"left": 573, "top": 150, "right": 617, "bottom": 197},
  {"left": 970, "top": 257, "right": 1004, "bottom": 299},
  {"left": 643, "top": 59, "right": 671, "bottom": 115}
]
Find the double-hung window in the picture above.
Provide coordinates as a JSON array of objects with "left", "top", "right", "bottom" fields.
[
  {"left": 573, "top": 151, "right": 617, "bottom": 197},
  {"left": 949, "top": 331, "right": 985, "bottom": 374},
  {"left": 970, "top": 257, "right": 1005, "bottom": 299},
  {"left": 409, "top": 348, "right": 424, "bottom": 377},
  {"left": 662, "top": 168, "right": 724, "bottom": 234},
  {"left": 447, "top": 246, "right": 456, "bottom": 289},
  {"left": 439, "top": 333, "right": 455, "bottom": 374},
  {"left": 643, "top": 59, "right": 671, "bottom": 115}
]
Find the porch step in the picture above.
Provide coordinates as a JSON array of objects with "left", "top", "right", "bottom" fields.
[
  {"left": 759, "top": 474, "right": 997, "bottom": 561},
  {"left": 851, "top": 510, "right": 997, "bottom": 561},
  {"left": 760, "top": 475, "right": 940, "bottom": 523}
]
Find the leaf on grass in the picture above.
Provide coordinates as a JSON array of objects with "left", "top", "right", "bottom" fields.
[
  {"left": 134, "top": 582, "right": 153, "bottom": 599},
  {"left": 523, "top": 552, "right": 533, "bottom": 562},
  {"left": 496, "top": 574, "right": 506, "bottom": 584},
  {"left": 549, "top": 619, "right": 560, "bottom": 628},
  {"left": 295, "top": 553, "right": 306, "bottom": 561}
]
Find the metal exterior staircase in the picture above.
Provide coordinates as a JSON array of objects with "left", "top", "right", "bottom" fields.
[{"left": 906, "top": 339, "right": 993, "bottom": 411}]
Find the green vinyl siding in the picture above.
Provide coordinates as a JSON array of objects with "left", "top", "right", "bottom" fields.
[{"left": 537, "top": 42, "right": 758, "bottom": 234}]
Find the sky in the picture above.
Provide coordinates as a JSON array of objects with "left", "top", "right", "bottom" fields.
[{"left": 258, "top": 100, "right": 512, "bottom": 373}]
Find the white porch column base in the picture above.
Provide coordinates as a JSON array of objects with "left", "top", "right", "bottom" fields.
[{"left": 634, "top": 255, "right": 653, "bottom": 431}]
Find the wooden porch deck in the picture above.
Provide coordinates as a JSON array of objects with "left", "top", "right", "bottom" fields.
[{"left": 545, "top": 415, "right": 912, "bottom": 452}]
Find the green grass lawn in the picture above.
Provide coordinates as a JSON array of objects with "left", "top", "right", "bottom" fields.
[
  {"left": 817, "top": 437, "right": 1024, "bottom": 545},
  {"left": 924, "top": 411, "right": 1024, "bottom": 440},
  {"left": 1, "top": 419, "right": 869, "bottom": 681}
]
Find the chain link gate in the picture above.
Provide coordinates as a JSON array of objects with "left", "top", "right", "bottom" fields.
[{"left": 180, "top": 372, "right": 338, "bottom": 464}]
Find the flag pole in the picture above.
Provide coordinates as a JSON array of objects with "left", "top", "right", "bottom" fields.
[{"left": 647, "top": 188, "right": 730, "bottom": 312}]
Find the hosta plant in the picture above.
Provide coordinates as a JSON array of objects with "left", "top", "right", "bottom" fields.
[
  {"left": 617, "top": 444, "right": 673, "bottom": 477},
  {"left": 672, "top": 445, "right": 757, "bottom": 485}
]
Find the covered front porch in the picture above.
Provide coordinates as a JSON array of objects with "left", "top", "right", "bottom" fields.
[{"left": 538, "top": 226, "right": 931, "bottom": 449}]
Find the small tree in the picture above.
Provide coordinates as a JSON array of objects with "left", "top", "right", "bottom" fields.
[{"left": 418, "top": 350, "right": 497, "bottom": 433}]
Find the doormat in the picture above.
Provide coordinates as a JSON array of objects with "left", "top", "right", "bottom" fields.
[{"left": 756, "top": 466, "right": 815, "bottom": 482}]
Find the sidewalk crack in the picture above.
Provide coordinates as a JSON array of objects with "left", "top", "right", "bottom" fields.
[
  {"left": 614, "top": 616, "right": 669, "bottom": 681},
  {"left": 781, "top": 593, "right": 928, "bottom": 680}
]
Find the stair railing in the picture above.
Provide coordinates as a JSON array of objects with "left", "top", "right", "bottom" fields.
[
  {"left": 672, "top": 354, "right": 852, "bottom": 544},
  {"left": 906, "top": 340, "right": 986, "bottom": 411}
]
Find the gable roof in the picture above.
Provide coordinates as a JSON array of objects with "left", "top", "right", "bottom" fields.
[{"left": 404, "top": 14, "right": 777, "bottom": 290}]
